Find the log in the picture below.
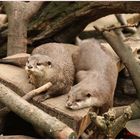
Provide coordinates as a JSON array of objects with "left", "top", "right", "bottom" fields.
[
  {"left": 0, "top": 64, "right": 90, "bottom": 137},
  {"left": 3, "top": 1, "right": 43, "bottom": 55},
  {"left": 23, "top": 82, "right": 52, "bottom": 101},
  {"left": 0, "top": 82, "right": 53, "bottom": 117},
  {"left": 0, "top": 53, "right": 30, "bottom": 67},
  {"left": 32, "top": 94, "right": 91, "bottom": 137},
  {"left": 0, "top": 83, "right": 77, "bottom": 139},
  {"left": 0, "top": 64, "right": 33, "bottom": 96},
  {"left": 1, "top": 2, "right": 140, "bottom": 49},
  {"left": 0, "top": 135, "right": 34, "bottom": 139}
]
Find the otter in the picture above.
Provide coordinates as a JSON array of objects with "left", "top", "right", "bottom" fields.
[
  {"left": 66, "top": 38, "right": 118, "bottom": 113},
  {"left": 25, "top": 43, "right": 77, "bottom": 101}
]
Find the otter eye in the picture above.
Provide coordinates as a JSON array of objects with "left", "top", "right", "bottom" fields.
[
  {"left": 27, "top": 60, "right": 29, "bottom": 64},
  {"left": 137, "top": 49, "right": 140, "bottom": 54},
  {"left": 86, "top": 93, "right": 91, "bottom": 97},
  {"left": 37, "top": 62, "right": 41, "bottom": 66},
  {"left": 47, "top": 61, "right": 51, "bottom": 66},
  {"left": 76, "top": 99, "right": 81, "bottom": 102}
]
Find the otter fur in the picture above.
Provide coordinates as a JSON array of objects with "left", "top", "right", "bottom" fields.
[
  {"left": 66, "top": 38, "right": 118, "bottom": 113},
  {"left": 25, "top": 43, "right": 77, "bottom": 101}
]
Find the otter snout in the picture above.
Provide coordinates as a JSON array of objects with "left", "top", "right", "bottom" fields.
[
  {"left": 27, "top": 65, "right": 33, "bottom": 69},
  {"left": 66, "top": 100, "right": 73, "bottom": 107}
]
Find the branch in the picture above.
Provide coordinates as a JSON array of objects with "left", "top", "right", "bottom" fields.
[
  {"left": 26, "top": 1, "right": 44, "bottom": 19},
  {"left": 0, "top": 83, "right": 77, "bottom": 139},
  {"left": 0, "top": 82, "right": 52, "bottom": 117},
  {"left": 94, "top": 26, "right": 140, "bottom": 100},
  {"left": 89, "top": 106, "right": 133, "bottom": 138},
  {"left": 0, "top": 135, "right": 34, "bottom": 139},
  {"left": 23, "top": 82, "right": 52, "bottom": 101},
  {"left": 102, "top": 24, "right": 138, "bottom": 32}
]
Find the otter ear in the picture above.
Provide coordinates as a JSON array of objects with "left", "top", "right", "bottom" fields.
[
  {"left": 76, "top": 36, "right": 82, "bottom": 45},
  {"left": 47, "top": 61, "right": 52, "bottom": 68}
]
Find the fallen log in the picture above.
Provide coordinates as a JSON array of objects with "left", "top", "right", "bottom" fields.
[
  {"left": 0, "top": 135, "right": 34, "bottom": 139},
  {"left": 0, "top": 82, "right": 53, "bottom": 117},
  {"left": 0, "top": 83, "right": 77, "bottom": 139}
]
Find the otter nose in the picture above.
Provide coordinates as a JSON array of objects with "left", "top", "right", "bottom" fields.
[{"left": 28, "top": 65, "right": 33, "bottom": 69}]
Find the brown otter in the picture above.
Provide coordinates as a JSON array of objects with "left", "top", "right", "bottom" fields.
[
  {"left": 25, "top": 43, "right": 77, "bottom": 101},
  {"left": 66, "top": 38, "right": 118, "bottom": 113}
]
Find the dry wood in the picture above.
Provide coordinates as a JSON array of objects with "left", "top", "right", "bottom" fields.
[
  {"left": 1, "top": 2, "right": 140, "bottom": 51},
  {"left": 23, "top": 82, "right": 52, "bottom": 101},
  {"left": 3, "top": 1, "right": 43, "bottom": 55},
  {"left": 33, "top": 94, "right": 91, "bottom": 137},
  {"left": 89, "top": 106, "right": 133, "bottom": 138},
  {"left": 102, "top": 24, "right": 138, "bottom": 32},
  {"left": 0, "top": 53, "right": 30, "bottom": 67},
  {"left": 0, "top": 135, "right": 34, "bottom": 139},
  {"left": 0, "top": 64, "right": 90, "bottom": 137},
  {"left": 115, "top": 14, "right": 137, "bottom": 33},
  {"left": 0, "top": 83, "right": 77, "bottom": 139},
  {"left": 0, "top": 82, "right": 53, "bottom": 117}
]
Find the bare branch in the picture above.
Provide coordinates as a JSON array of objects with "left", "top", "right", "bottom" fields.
[
  {"left": 89, "top": 106, "right": 133, "bottom": 138},
  {"left": 0, "top": 82, "right": 52, "bottom": 117},
  {"left": 26, "top": 1, "right": 44, "bottom": 19},
  {"left": 94, "top": 26, "right": 140, "bottom": 100},
  {"left": 23, "top": 82, "right": 52, "bottom": 101},
  {"left": 100, "top": 24, "right": 138, "bottom": 32}
]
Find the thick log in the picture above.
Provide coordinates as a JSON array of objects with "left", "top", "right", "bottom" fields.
[
  {"left": 3, "top": 1, "right": 43, "bottom": 55},
  {"left": 0, "top": 135, "right": 34, "bottom": 139},
  {"left": 0, "top": 64, "right": 33, "bottom": 96},
  {"left": 0, "top": 64, "right": 90, "bottom": 137},
  {"left": 28, "top": 2, "right": 140, "bottom": 44},
  {"left": 0, "top": 53, "right": 30, "bottom": 67},
  {"left": 0, "top": 83, "right": 77, "bottom": 139},
  {"left": 1, "top": 2, "right": 140, "bottom": 47}
]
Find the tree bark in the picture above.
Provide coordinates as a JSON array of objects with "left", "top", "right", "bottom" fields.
[
  {"left": 1, "top": 1, "right": 140, "bottom": 53},
  {"left": 3, "top": 1, "right": 43, "bottom": 56},
  {"left": 0, "top": 83, "right": 77, "bottom": 139},
  {"left": 28, "top": 1, "right": 140, "bottom": 45},
  {"left": 0, "top": 2, "right": 139, "bottom": 58}
]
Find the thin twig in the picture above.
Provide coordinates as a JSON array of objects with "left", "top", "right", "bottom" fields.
[
  {"left": 23, "top": 82, "right": 52, "bottom": 101},
  {"left": 94, "top": 24, "right": 138, "bottom": 32}
]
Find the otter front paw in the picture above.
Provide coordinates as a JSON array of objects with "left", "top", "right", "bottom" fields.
[{"left": 36, "top": 94, "right": 51, "bottom": 103}]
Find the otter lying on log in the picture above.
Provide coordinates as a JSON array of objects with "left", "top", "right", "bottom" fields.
[
  {"left": 25, "top": 43, "right": 77, "bottom": 101},
  {"left": 66, "top": 38, "right": 118, "bottom": 113}
]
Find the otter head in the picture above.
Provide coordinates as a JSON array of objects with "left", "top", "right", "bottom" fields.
[
  {"left": 25, "top": 54, "right": 52, "bottom": 77},
  {"left": 66, "top": 84, "right": 100, "bottom": 110}
]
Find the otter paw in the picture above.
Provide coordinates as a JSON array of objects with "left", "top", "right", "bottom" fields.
[{"left": 36, "top": 94, "right": 50, "bottom": 103}]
